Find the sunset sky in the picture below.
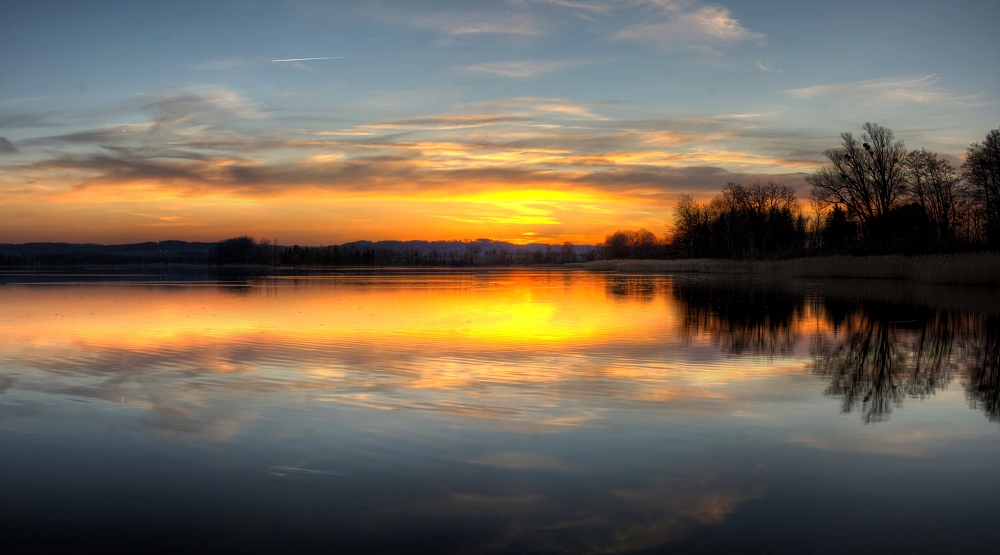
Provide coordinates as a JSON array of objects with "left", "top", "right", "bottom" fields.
[{"left": 1, "top": 0, "right": 997, "bottom": 245}]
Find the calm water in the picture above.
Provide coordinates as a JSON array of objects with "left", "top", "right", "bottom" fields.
[{"left": 0, "top": 268, "right": 997, "bottom": 554}]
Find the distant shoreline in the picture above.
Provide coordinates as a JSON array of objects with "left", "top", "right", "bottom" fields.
[
  {"left": 3, "top": 252, "right": 998, "bottom": 286},
  {"left": 583, "top": 252, "right": 1000, "bottom": 285}
]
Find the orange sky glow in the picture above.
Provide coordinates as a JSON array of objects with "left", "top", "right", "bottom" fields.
[{"left": 2, "top": 1, "right": 994, "bottom": 246}]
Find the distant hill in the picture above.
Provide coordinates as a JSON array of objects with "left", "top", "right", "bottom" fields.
[
  {"left": 339, "top": 239, "right": 592, "bottom": 255},
  {"left": 0, "top": 241, "right": 216, "bottom": 264},
  {"left": 0, "top": 239, "right": 594, "bottom": 265}
]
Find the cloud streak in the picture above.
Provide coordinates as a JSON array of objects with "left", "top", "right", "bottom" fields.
[
  {"left": 410, "top": 12, "right": 546, "bottom": 36},
  {"left": 785, "top": 74, "right": 985, "bottom": 106},
  {"left": 458, "top": 59, "right": 585, "bottom": 78},
  {"left": 1, "top": 87, "right": 820, "bottom": 243},
  {"left": 270, "top": 56, "right": 356, "bottom": 63}
]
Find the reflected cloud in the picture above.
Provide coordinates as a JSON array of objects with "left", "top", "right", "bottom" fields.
[
  {"left": 403, "top": 470, "right": 760, "bottom": 554},
  {"left": 1, "top": 272, "right": 997, "bottom": 445},
  {"left": 0, "top": 273, "right": 769, "bottom": 440},
  {"left": 466, "top": 451, "right": 579, "bottom": 471}
]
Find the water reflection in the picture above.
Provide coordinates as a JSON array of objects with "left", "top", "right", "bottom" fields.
[
  {"left": 0, "top": 270, "right": 998, "bottom": 553},
  {"left": 967, "top": 316, "right": 1000, "bottom": 421},
  {"left": 671, "top": 279, "right": 804, "bottom": 357},
  {"left": 667, "top": 277, "right": 999, "bottom": 425}
]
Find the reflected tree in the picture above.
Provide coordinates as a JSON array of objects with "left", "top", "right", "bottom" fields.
[
  {"left": 669, "top": 278, "right": 999, "bottom": 424},
  {"left": 813, "top": 304, "right": 956, "bottom": 423},
  {"left": 965, "top": 316, "right": 1000, "bottom": 422},
  {"left": 605, "top": 275, "right": 661, "bottom": 302},
  {"left": 672, "top": 279, "right": 802, "bottom": 357}
]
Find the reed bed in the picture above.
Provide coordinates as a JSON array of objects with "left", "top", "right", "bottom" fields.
[{"left": 586, "top": 252, "right": 1000, "bottom": 285}]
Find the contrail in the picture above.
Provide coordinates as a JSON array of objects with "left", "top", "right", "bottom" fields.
[{"left": 270, "top": 56, "right": 356, "bottom": 63}]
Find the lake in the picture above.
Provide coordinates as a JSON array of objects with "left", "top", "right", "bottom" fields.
[{"left": 0, "top": 268, "right": 997, "bottom": 554}]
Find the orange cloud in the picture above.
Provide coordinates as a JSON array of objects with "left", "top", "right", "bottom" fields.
[{"left": 0, "top": 91, "right": 816, "bottom": 244}]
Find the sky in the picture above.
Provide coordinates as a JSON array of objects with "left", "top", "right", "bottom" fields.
[{"left": 1, "top": 0, "right": 998, "bottom": 245}]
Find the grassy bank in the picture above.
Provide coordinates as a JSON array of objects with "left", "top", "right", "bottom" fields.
[{"left": 584, "top": 252, "right": 1000, "bottom": 285}]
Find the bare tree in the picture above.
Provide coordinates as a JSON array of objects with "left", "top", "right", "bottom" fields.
[
  {"left": 559, "top": 241, "right": 577, "bottom": 263},
  {"left": 962, "top": 128, "right": 1000, "bottom": 247},
  {"left": 808, "top": 123, "right": 908, "bottom": 242},
  {"left": 710, "top": 180, "right": 799, "bottom": 258},
  {"left": 905, "top": 148, "right": 961, "bottom": 242},
  {"left": 671, "top": 195, "right": 711, "bottom": 258},
  {"left": 630, "top": 228, "right": 659, "bottom": 259},
  {"left": 603, "top": 228, "right": 660, "bottom": 259}
]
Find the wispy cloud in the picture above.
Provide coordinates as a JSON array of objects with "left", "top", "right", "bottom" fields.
[
  {"left": 533, "top": 0, "right": 612, "bottom": 14},
  {"left": 368, "top": 1, "right": 762, "bottom": 55},
  {"left": 138, "top": 87, "right": 263, "bottom": 128},
  {"left": 468, "top": 97, "right": 613, "bottom": 120},
  {"left": 0, "top": 95, "right": 54, "bottom": 109},
  {"left": 1, "top": 86, "right": 818, "bottom": 245},
  {"left": 270, "top": 56, "right": 356, "bottom": 63},
  {"left": 192, "top": 57, "right": 258, "bottom": 71},
  {"left": 458, "top": 59, "right": 586, "bottom": 78},
  {"left": 756, "top": 59, "right": 781, "bottom": 72},
  {"left": 0, "top": 137, "right": 19, "bottom": 155},
  {"left": 785, "top": 74, "right": 985, "bottom": 106},
  {"left": 370, "top": 114, "right": 532, "bottom": 130},
  {"left": 411, "top": 12, "right": 545, "bottom": 36},
  {"left": 616, "top": 4, "right": 766, "bottom": 52}
]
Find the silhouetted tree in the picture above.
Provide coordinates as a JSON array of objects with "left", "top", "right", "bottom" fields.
[
  {"left": 962, "top": 128, "right": 1000, "bottom": 247},
  {"left": 604, "top": 231, "right": 630, "bottom": 259},
  {"left": 905, "top": 148, "right": 961, "bottom": 244},
  {"left": 817, "top": 205, "right": 858, "bottom": 254},
  {"left": 631, "top": 228, "right": 659, "bottom": 259},
  {"left": 213, "top": 236, "right": 256, "bottom": 264},
  {"left": 708, "top": 180, "right": 799, "bottom": 258},
  {"left": 808, "top": 123, "right": 909, "bottom": 248},
  {"left": 602, "top": 228, "right": 661, "bottom": 259},
  {"left": 465, "top": 241, "right": 483, "bottom": 264},
  {"left": 671, "top": 195, "right": 712, "bottom": 258},
  {"left": 559, "top": 241, "right": 577, "bottom": 263},
  {"left": 883, "top": 203, "right": 936, "bottom": 254}
]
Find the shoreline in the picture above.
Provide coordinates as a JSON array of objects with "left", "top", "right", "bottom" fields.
[
  {"left": 2, "top": 252, "right": 998, "bottom": 285},
  {"left": 583, "top": 252, "right": 1000, "bottom": 286}
]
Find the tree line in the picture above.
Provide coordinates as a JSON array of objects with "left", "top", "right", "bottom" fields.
[
  {"left": 612, "top": 124, "right": 1000, "bottom": 260},
  {"left": 211, "top": 236, "right": 592, "bottom": 266},
  {"left": 212, "top": 123, "right": 997, "bottom": 268}
]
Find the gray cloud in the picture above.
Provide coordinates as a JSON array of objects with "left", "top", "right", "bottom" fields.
[
  {"left": 377, "top": 114, "right": 533, "bottom": 129},
  {"left": 5, "top": 86, "right": 823, "bottom": 207},
  {"left": 0, "top": 136, "right": 19, "bottom": 154}
]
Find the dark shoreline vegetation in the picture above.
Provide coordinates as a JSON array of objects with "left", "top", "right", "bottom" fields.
[{"left": 2, "top": 124, "right": 997, "bottom": 279}]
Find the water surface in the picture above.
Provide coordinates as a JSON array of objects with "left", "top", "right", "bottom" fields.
[{"left": 1, "top": 269, "right": 997, "bottom": 553}]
